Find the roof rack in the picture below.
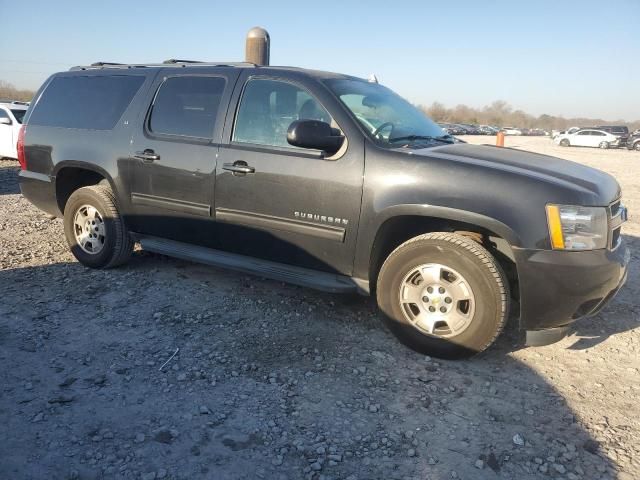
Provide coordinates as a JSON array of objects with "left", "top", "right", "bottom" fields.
[
  {"left": 162, "top": 59, "right": 203, "bottom": 64},
  {"left": 71, "top": 61, "right": 257, "bottom": 71},
  {"left": 90, "top": 62, "right": 125, "bottom": 66}
]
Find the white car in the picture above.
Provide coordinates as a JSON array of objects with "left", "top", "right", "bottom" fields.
[
  {"left": 501, "top": 127, "right": 522, "bottom": 135},
  {"left": 554, "top": 129, "right": 619, "bottom": 149},
  {"left": 0, "top": 103, "right": 28, "bottom": 159}
]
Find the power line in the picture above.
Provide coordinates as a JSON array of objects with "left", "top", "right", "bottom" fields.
[
  {"left": 0, "top": 59, "right": 72, "bottom": 66},
  {"left": 0, "top": 70, "right": 52, "bottom": 75}
]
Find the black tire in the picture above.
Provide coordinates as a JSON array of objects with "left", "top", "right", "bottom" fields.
[
  {"left": 63, "top": 184, "right": 133, "bottom": 268},
  {"left": 599, "top": 141, "right": 609, "bottom": 149},
  {"left": 376, "top": 233, "right": 509, "bottom": 359},
  {"left": 635, "top": 142, "right": 640, "bottom": 151},
  {"left": 559, "top": 139, "right": 570, "bottom": 147}
]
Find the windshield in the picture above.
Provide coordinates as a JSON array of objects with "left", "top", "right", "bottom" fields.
[
  {"left": 325, "top": 79, "right": 448, "bottom": 147},
  {"left": 11, "top": 109, "right": 26, "bottom": 124}
]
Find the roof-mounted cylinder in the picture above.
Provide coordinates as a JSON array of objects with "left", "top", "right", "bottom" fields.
[{"left": 245, "top": 27, "right": 270, "bottom": 66}]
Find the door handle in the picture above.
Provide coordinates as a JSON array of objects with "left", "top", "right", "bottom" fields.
[
  {"left": 223, "top": 162, "right": 255, "bottom": 175},
  {"left": 134, "top": 149, "right": 160, "bottom": 163}
]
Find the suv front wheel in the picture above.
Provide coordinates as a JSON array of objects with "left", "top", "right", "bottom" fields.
[
  {"left": 63, "top": 184, "right": 133, "bottom": 268},
  {"left": 377, "top": 233, "right": 509, "bottom": 359}
]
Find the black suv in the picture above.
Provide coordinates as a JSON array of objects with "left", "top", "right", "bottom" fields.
[
  {"left": 18, "top": 61, "right": 629, "bottom": 358},
  {"left": 595, "top": 125, "right": 629, "bottom": 147},
  {"left": 626, "top": 130, "right": 640, "bottom": 151}
]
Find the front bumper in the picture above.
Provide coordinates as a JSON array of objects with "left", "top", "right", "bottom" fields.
[{"left": 514, "top": 240, "right": 630, "bottom": 344}]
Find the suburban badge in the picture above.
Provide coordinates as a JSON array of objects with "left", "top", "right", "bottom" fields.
[{"left": 294, "top": 211, "right": 349, "bottom": 226}]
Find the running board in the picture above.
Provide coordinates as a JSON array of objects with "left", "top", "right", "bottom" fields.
[{"left": 137, "top": 235, "right": 360, "bottom": 294}]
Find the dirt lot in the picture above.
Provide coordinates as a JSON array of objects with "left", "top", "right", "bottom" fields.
[{"left": 1, "top": 136, "right": 638, "bottom": 480}]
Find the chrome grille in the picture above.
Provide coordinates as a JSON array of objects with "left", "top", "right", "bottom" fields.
[{"left": 608, "top": 199, "right": 627, "bottom": 250}]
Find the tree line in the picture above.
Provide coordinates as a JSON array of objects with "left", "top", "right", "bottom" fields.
[
  {"left": 1, "top": 79, "right": 638, "bottom": 132},
  {"left": 0, "top": 80, "right": 36, "bottom": 102},
  {"left": 419, "top": 100, "right": 640, "bottom": 132}
]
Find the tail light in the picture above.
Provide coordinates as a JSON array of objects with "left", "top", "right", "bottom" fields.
[{"left": 17, "top": 125, "right": 26, "bottom": 170}]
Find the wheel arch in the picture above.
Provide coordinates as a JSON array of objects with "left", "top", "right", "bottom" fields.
[
  {"left": 53, "top": 161, "right": 117, "bottom": 215},
  {"left": 364, "top": 206, "right": 521, "bottom": 303}
]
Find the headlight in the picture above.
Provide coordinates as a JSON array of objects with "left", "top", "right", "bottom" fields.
[{"left": 546, "top": 205, "right": 608, "bottom": 250}]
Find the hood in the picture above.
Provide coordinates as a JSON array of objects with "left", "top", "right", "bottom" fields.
[{"left": 409, "top": 143, "right": 621, "bottom": 203}]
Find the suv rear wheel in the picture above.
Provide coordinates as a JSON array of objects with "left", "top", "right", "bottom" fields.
[
  {"left": 376, "top": 233, "right": 509, "bottom": 359},
  {"left": 63, "top": 184, "right": 133, "bottom": 268}
]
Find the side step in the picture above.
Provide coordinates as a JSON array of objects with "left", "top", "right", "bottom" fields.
[{"left": 137, "top": 235, "right": 359, "bottom": 294}]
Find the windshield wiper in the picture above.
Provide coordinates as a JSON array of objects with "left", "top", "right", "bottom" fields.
[{"left": 388, "top": 135, "right": 454, "bottom": 145}]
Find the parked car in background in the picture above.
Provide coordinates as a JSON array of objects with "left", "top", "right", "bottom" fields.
[
  {"left": 626, "top": 131, "right": 640, "bottom": 151},
  {"left": 551, "top": 126, "right": 581, "bottom": 139},
  {"left": 454, "top": 124, "right": 481, "bottom": 135},
  {"left": 595, "top": 126, "right": 629, "bottom": 147},
  {"left": 437, "top": 123, "right": 466, "bottom": 135},
  {"left": 478, "top": 125, "right": 499, "bottom": 135},
  {"left": 555, "top": 129, "right": 619, "bottom": 149},
  {"left": 501, "top": 127, "right": 522, "bottom": 135},
  {"left": 526, "top": 128, "right": 547, "bottom": 136},
  {"left": 0, "top": 102, "right": 28, "bottom": 159}
]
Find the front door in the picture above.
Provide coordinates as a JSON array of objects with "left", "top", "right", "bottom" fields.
[
  {"left": 127, "top": 69, "right": 238, "bottom": 244},
  {"left": 214, "top": 75, "right": 364, "bottom": 275}
]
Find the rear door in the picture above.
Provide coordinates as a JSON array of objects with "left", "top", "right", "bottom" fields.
[
  {"left": 214, "top": 72, "right": 365, "bottom": 275},
  {"left": 575, "top": 130, "right": 594, "bottom": 147},
  {"left": 592, "top": 131, "right": 608, "bottom": 145},
  {"left": 127, "top": 68, "right": 240, "bottom": 244}
]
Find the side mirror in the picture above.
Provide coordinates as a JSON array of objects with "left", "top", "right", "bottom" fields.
[
  {"left": 287, "top": 120, "right": 344, "bottom": 155},
  {"left": 0, "top": 117, "right": 11, "bottom": 125}
]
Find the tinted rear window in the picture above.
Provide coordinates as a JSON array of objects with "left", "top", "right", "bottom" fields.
[
  {"left": 11, "top": 109, "right": 26, "bottom": 124},
  {"left": 29, "top": 75, "right": 144, "bottom": 130},
  {"left": 148, "top": 76, "right": 226, "bottom": 138}
]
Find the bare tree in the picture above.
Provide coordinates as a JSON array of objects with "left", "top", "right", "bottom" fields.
[
  {"left": 0, "top": 80, "right": 35, "bottom": 102},
  {"left": 418, "top": 98, "right": 639, "bottom": 132}
]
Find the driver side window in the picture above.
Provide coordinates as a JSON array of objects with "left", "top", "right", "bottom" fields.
[{"left": 233, "top": 78, "right": 333, "bottom": 149}]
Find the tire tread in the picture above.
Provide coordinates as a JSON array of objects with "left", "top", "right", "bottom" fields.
[
  {"left": 378, "top": 232, "right": 509, "bottom": 355},
  {"left": 70, "top": 184, "right": 133, "bottom": 268}
]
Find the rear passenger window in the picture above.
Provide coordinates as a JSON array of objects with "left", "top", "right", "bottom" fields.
[
  {"left": 149, "top": 76, "right": 226, "bottom": 138},
  {"left": 29, "top": 75, "right": 144, "bottom": 130}
]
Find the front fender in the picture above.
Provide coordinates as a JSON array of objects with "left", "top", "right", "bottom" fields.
[
  {"left": 378, "top": 204, "right": 522, "bottom": 246},
  {"left": 352, "top": 204, "right": 522, "bottom": 282}
]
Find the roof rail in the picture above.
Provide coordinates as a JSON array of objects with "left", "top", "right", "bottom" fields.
[
  {"left": 70, "top": 61, "right": 258, "bottom": 71},
  {"left": 162, "top": 59, "right": 203, "bottom": 64}
]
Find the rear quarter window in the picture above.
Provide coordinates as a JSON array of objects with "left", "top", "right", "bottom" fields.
[{"left": 29, "top": 75, "right": 145, "bottom": 130}]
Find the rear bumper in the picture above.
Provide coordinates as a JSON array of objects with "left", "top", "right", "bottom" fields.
[
  {"left": 514, "top": 241, "right": 630, "bottom": 343},
  {"left": 18, "top": 170, "right": 60, "bottom": 217}
]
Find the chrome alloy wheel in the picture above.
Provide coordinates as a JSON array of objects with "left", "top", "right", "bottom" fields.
[
  {"left": 73, "top": 204, "right": 106, "bottom": 254},
  {"left": 398, "top": 263, "right": 475, "bottom": 338}
]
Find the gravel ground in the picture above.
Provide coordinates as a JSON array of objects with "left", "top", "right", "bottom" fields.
[{"left": 0, "top": 136, "right": 638, "bottom": 480}]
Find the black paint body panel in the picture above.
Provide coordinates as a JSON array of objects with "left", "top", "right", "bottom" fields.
[{"left": 18, "top": 64, "right": 629, "bottom": 335}]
